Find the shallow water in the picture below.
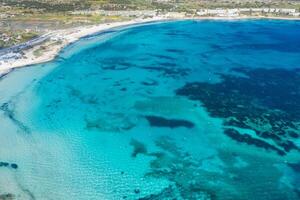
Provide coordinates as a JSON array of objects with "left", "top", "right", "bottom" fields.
[{"left": 0, "top": 20, "right": 300, "bottom": 200}]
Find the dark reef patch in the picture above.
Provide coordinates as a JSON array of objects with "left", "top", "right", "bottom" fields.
[
  {"left": 138, "top": 136, "right": 297, "bottom": 200},
  {"left": 10, "top": 163, "right": 18, "bottom": 169},
  {"left": 0, "top": 102, "right": 31, "bottom": 134},
  {"left": 100, "top": 64, "right": 130, "bottom": 71},
  {"left": 138, "top": 185, "right": 181, "bottom": 200},
  {"left": 146, "top": 53, "right": 174, "bottom": 61},
  {"left": 224, "top": 128, "right": 285, "bottom": 156},
  {"left": 68, "top": 86, "right": 99, "bottom": 105},
  {"left": 0, "top": 161, "right": 18, "bottom": 170},
  {"left": 138, "top": 137, "right": 216, "bottom": 200},
  {"left": 0, "top": 193, "right": 14, "bottom": 200},
  {"left": 140, "top": 66, "right": 190, "bottom": 78},
  {"left": 165, "top": 49, "right": 185, "bottom": 54},
  {"left": 229, "top": 43, "right": 300, "bottom": 53},
  {"left": 0, "top": 162, "right": 9, "bottom": 167},
  {"left": 288, "top": 162, "right": 300, "bottom": 173},
  {"left": 145, "top": 115, "right": 194, "bottom": 129},
  {"left": 130, "top": 139, "right": 148, "bottom": 158},
  {"left": 99, "top": 57, "right": 136, "bottom": 71},
  {"left": 176, "top": 67, "right": 300, "bottom": 155}
]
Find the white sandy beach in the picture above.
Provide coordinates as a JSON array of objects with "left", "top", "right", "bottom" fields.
[
  {"left": 0, "top": 14, "right": 299, "bottom": 200},
  {"left": 0, "top": 17, "right": 170, "bottom": 76},
  {"left": 0, "top": 15, "right": 300, "bottom": 77}
]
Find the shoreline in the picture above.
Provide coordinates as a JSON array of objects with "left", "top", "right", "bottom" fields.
[
  {"left": 0, "top": 15, "right": 300, "bottom": 76},
  {"left": 0, "top": 17, "right": 168, "bottom": 77}
]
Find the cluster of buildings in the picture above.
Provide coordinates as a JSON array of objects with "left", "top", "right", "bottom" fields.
[
  {"left": 71, "top": 10, "right": 158, "bottom": 18},
  {"left": 196, "top": 8, "right": 300, "bottom": 17},
  {"left": 71, "top": 7, "right": 300, "bottom": 19}
]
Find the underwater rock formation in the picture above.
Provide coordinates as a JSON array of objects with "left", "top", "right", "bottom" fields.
[
  {"left": 136, "top": 136, "right": 299, "bottom": 200},
  {"left": 128, "top": 137, "right": 215, "bottom": 200},
  {"left": 224, "top": 128, "right": 285, "bottom": 155},
  {"left": 0, "top": 102, "right": 30, "bottom": 134},
  {"left": 145, "top": 115, "right": 194, "bottom": 129},
  {"left": 138, "top": 185, "right": 186, "bottom": 200},
  {"left": 140, "top": 66, "right": 190, "bottom": 78},
  {"left": 176, "top": 67, "right": 300, "bottom": 155},
  {"left": 130, "top": 139, "right": 148, "bottom": 158},
  {"left": 0, "top": 193, "right": 14, "bottom": 200},
  {"left": 0, "top": 162, "right": 18, "bottom": 170},
  {"left": 10, "top": 163, "right": 18, "bottom": 169},
  {"left": 0, "top": 162, "right": 9, "bottom": 167}
]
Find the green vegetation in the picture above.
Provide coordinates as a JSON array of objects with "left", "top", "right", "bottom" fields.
[
  {"left": 0, "top": 0, "right": 91, "bottom": 12},
  {"left": 0, "top": 30, "right": 38, "bottom": 48},
  {"left": 2, "top": 0, "right": 298, "bottom": 12},
  {"left": 0, "top": 0, "right": 300, "bottom": 48}
]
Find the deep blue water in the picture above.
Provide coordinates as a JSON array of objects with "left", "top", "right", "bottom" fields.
[{"left": 1, "top": 20, "right": 300, "bottom": 200}]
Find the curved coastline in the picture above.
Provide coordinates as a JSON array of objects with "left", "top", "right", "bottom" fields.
[
  {"left": 0, "top": 17, "right": 171, "bottom": 77},
  {"left": 0, "top": 15, "right": 300, "bottom": 78},
  {"left": 0, "top": 18, "right": 299, "bottom": 200}
]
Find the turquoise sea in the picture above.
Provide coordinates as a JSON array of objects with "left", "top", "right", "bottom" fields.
[{"left": 0, "top": 20, "right": 300, "bottom": 200}]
